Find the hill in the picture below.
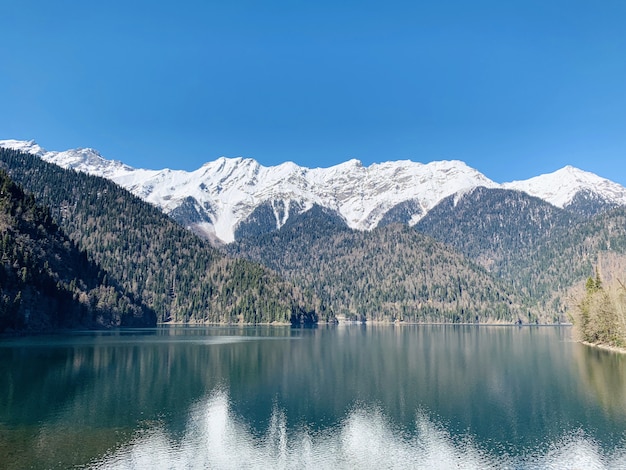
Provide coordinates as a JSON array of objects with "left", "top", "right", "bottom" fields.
[
  {"left": 0, "top": 148, "right": 321, "bottom": 325},
  {"left": 0, "top": 170, "right": 156, "bottom": 332},
  {"left": 415, "top": 188, "right": 626, "bottom": 319},
  {"left": 228, "top": 205, "right": 527, "bottom": 323}
]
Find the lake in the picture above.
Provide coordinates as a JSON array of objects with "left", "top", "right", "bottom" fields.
[{"left": 1, "top": 325, "right": 625, "bottom": 469}]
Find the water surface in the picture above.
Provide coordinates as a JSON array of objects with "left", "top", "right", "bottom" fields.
[{"left": 1, "top": 325, "right": 625, "bottom": 469}]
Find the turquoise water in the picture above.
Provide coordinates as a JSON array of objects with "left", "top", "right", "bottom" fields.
[{"left": 1, "top": 325, "right": 625, "bottom": 469}]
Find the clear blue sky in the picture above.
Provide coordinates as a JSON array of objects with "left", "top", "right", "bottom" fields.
[{"left": 2, "top": 0, "right": 626, "bottom": 185}]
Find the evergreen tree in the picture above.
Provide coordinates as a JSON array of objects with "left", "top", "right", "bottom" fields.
[{"left": 573, "top": 269, "right": 626, "bottom": 347}]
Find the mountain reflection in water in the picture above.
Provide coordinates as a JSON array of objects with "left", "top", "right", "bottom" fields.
[
  {"left": 1, "top": 325, "right": 626, "bottom": 469},
  {"left": 91, "top": 388, "right": 626, "bottom": 470}
]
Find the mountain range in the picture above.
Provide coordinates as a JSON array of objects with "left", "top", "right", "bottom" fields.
[
  {"left": 2, "top": 139, "right": 626, "bottom": 325},
  {"left": 2, "top": 139, "right": 625, "bottom": 244}
]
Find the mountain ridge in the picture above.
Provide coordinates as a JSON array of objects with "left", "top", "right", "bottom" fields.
[
  {"left": 503, "top": 165, "right": 626, "bottom": 210},
  {"left": 0, "top": 147, "right": 322, "bottom": 325},
  {"left": 2, "top": 139, "right": 625, "bottom": 244},
  {"left": 228, "top": 205, "right": 526, "bottom": 323}
]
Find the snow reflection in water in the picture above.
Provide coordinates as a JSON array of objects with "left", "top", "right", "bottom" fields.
[{"left": 91, "top": 389, "right": 626, "bottom": 470}]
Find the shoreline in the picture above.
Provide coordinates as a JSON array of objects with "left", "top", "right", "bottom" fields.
[
  {"left": 158, "top": 320, "right": 292, "bottom": 326},
  {"left": 357, "top": 319, "right": 571, "bottom": 326},
  {"left": 156, "top": 320, "right": 571, "bottom": 327},
  {"left": 581, "top": 341, "right": 626, "bottom": 355},
  {"left": 0, "top": 322, "right": 576, "bottom": 338}
]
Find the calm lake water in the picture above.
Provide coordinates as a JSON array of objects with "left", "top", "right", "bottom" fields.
[{"left": 1, "top": 325, "right": 626, "bottom": 469}]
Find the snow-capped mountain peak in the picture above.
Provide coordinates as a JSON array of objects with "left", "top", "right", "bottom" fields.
[
  {"left": 0, "top": 139, "right": 135, "bottom": 179},
  {"left": 502, "top": 165, "right": 626, "bottom": 208},
  {"left": 0, "top": 139, "right": 47, "bottom": 156},
  {"left": 2, "top": 139, "right": 625, "bottom": 243}
]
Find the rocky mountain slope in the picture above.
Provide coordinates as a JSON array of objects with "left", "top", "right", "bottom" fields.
[
  {"left": 3, "top": 140, "right": 624, "bottom": 244},
  {"left": 503, "top": 166, "right": 626, "bottom": 216}
]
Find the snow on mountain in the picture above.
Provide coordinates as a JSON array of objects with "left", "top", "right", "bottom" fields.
[
  {"left": 0, "top": 139, "right": 135, "bottom": 179},
  {"left": 2, "top": 139, "right": 625, "bottom": 243},
  {"left": 0, "top": 139, "right": 47, "bottom": 156},
  {"left": 109, "top": 155, "right": 498, "bottom": 243},
  {"left": 502, "top": 165, "right": 626, "bottom": 208}
]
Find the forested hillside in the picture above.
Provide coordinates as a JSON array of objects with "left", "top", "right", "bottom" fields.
[
  {"left": 6, "top": 141, "right": 625, "bottom": 327},
  {"left": 0, "top": 170, "right": 155, "bottom": 332},
  {"left": 415, "top": 187, "right": 626, "bottom": 319},
  {"left": 528, "top": 206, "right": 626, "bottom": 310},
  {"left": 229, "top": 205, "right": 528, "bottom": 323},
  {"left": 0, "top": 148, "right": 322, "bottom": 325},
  {"left": 415, "top": 188, "right": 579, "bottom": 271}
]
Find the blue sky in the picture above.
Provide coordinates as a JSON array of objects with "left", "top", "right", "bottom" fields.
[{"left": 2, "top": 0, "right": 626, "bottom": 185}]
